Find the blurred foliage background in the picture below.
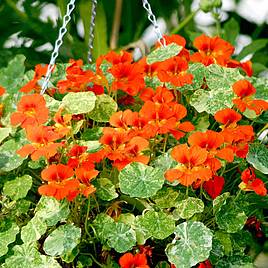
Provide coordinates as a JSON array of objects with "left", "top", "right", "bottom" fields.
[{"left": 1, "top": 0, "right": 268, "bottom": 74}]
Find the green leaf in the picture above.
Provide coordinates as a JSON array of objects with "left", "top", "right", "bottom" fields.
[
  {"left": 165, "top": 221, "right": 213, "bottom": 268},
  {"left": 214, "top": 231, "right": 233, "bottom": 256},
  {"left": 92, "top": 1, "right": 108, "bottom": 61},
  {"left": 43, "top": 224, "right": 81, "bottom": 257},
  {"left": 247, "top": 143, "right": 268, "bottom": 174},
  {"left": 151, "top": 151, "right": 177, "bottom": 176},
  {"left": 136, "top": 210, "right": 175, "bottom": 240},
  {"left": 213, "top": 192, "right": 230, "bottom": 214},
  {"left": 107, "top": 222, "right": 136, "bottom": 253},
  {"left": 0, "top": 55, "right": 26, "bottom": 94},
  {"left": 249, "top": 76, "right": 268, "bottom": 101},
  {"left": 173, "top": 197, "right": 204, "bottom": 219},
  {"left": 88, "top": 94, "right": 117, "bottom": 122},
  {"left": 62, "top": 92, "right": 96, "bottom": 115},
  {"left": 119, "top": 162, "right": 164, "bottom": 198},
  {"left": 82, "top": 127, "right": 103, "bottom": 141},
  {"left": 0, "top": 222, "right": 19, "bottom": 257},
  {"left": 223, "top": 18, "right": 239, "bottom": 45},
  {"left": 93, "top": 213, "right": 115, "bottom": 243},
  {"left": 147, "top": 43, "right": 183, "bottom": 64},
  {"left": 95, "top": 177, "right": 118, "bottom": 201},
  {"left": 0, "top": 127, "right": 11, "bottom": 143},
  {"left": 35, "top": 196, "right": 70, "bottom": 227},
  {"left": 0, "top": 135, "right": 27, "bottom": 173},
  {"left": 21, "top": 215, "right": 47, "bottom": 243},
  {"left": 151, "top": 187, "right": 183, "bottom": 208},
  {"left": 3, "top": 243, "right": 61, "bottom": 268},
  {"left": 215, "top": 198, "right": 247, "bottom": 233},
  {"left": 216, "top": 255, "right": 254, "bottom": 268},
  {"left": 3, "top": 175, "right": 32, "bottom": 200},
  {"left": 43, "top": 95, "right": 61, "bottom": 113},
  {"left": 236, "top": 39, "right": 268, "bottom": 61}
]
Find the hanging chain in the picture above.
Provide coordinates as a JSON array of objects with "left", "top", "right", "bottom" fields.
[
  {"left": 88, "top": 0, "right": 98, "bottom": 63},
  {"left": 40, "top": 0, "right": 76, "bottom": 95},
  {"left": 141, "top": 0, "right": 166, "bottom": 47}
]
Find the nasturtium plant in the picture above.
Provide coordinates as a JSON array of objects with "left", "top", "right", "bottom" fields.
[
  {"left": 0, "top": 26, "right": 268, "bottom": 268},
  {"left": 165, "top": 221, "right": 213, "bottom": 268}
]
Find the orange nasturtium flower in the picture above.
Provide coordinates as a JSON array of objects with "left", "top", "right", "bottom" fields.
[
  {"left": 20, "top": 64, "right": 48, "bottom": 93},
  {"left": 17, "top": 126, "right": 62, "bottom": 161},
  {"left": 0, "top": 86, "right": 6, "bottom": 96},
  {"left": 191, "top": 34, "right": 235, "bottom": 66},
  {"left": 119, "top": 252, "right": 149, "bottom": 268},
  {"left": 10, "top": 94, "right": 49, "bottom": 128},
  {"left": 157, "top": 56, "right": 193, "bottom": 87},
  {"left": 239, "top": 168, "right": 267, "bottom": 196},
  {"left": 232, "top": 79, "right": 268, "bottom": 115},
  {"left": 39, "top": 164, "right": 80, "bottom": 201},
  {"left": 165, "top": 144, "right": 212, "bottom": 186},
  {"left": 214, "top": 108, "right": 242, "bottom": 127}
]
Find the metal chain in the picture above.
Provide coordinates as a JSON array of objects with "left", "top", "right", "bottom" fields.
[
  {"left": 141, "top": 0, "right": 166, "bottom": 47},
  {"left": 40, "top": 0, "right": 76, "bottom": 95},
  {"left": 88, "top": 0, "right": 98, "bottom": 63}
]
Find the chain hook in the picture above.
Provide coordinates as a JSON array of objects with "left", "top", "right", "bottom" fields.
[
  {"left": 88, "top": 0, "right": 98, "bottom": 63},
  {"left": 141, "top": 0, "right": 166, "bottom": 47},
  {"left": 40, "top": 0, "right": 76, "bottom": 95}
]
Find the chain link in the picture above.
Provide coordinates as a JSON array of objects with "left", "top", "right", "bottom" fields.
[
  {"left": 40, "top": 0, "right": 76, "bottom": 95},
  {"left": 141, "top": 0, "right": 166, "bottom": 47},
  {"left": 88, "top": 0, "right": 98, "bottom": 63}
]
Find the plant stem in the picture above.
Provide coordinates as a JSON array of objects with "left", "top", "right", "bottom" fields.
[
  {"left": 171, "top": 9, "right": 199, "bottom": 34},
  {"left": 110, "top": 0, "right": 123, "bottom": 49},
  {"left": 84, "top": 198, "right": 91, "bottom": 237}
]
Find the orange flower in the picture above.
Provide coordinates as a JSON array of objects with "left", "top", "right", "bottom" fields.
[
  {"left": 17, "top": 126, "right": 62, "bottom": 161},
  {"left": 140, "top": 86, "right": 174, "bottom": 104},
  {"left": 239, "top": 168, "right": 267, "bottom": 196},
  {"left": 119, "top": 253, "right": 149, "bottom": 268},
  {"left": 110, "top": 62, "right": 145, "bottom": 96},
  {"left": 10, "top": 94, "right": 49, "bottom": 128},
  {"left": 232, "top": 80, "right": 268, "bottom": 115},
  {"left": 157, "top": 56, "right": 193, "bottom": 87},
  {"left": 57, "top": 59, "right": 94, "bottom": 94},
  {"left": 191, "top": 34, "right": 234, "bottom": 66},
  {"left": 38, "top": 164, "right": 80, "bottom": 201},
  {"left": 165, "top": 144, "right": 212, "bottom": 186},
  {"left": 214, "top": 108, "right": 241, "bottom": 127},
  {"left": 67, "top": 144, "right": 89, "bottom": 168},
  {"left": 188, "top": 130, "right": 234, "bottom": 163},
  {"left": 53, "top": 108, "right": 72, "bottom": 137},
  {"left": 0, "top": 86, "right": 6, "bottom": 96},
  {"left": 20, "top": 64, "right": 48, "bottom": 93}
]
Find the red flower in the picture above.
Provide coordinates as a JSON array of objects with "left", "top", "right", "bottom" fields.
[
  {"left": 157, "top": 56, "right": 193, "bottom": 87},
  {"left": 17, "top": 126, "right": 62, "bottom": 161},
  {"left": 119, "top": 253, "right": 149, "bottom": 268},
  {"left": 203, "top": 175, "right": 225, "bottom": 199},
  {"left": 214, "top": 108, "right": 241, "bottom": 127},
  {"left": 232, "top": 80, "right": 268, "bottom": 115},
  {"left": 10, "top": 94, "right": 49, "bottom": 128},
  {"left": 191, "top": 34, "right": 234, "bottom": 66},
  {"left": 165, "top": 144, "right": 212, "bottom": 186},
  {"left": 198, "top": 260, "right": 213, "bottom": 268},
  {"left": 20, "top": 64, "right": 48, "bottom": 93},
  {"left": 239, "top": 168, "right": 267, "bottom": 196},
  {"left": 110, "top": 62, "right": 145, "bottom": 96},
  {"left": 38, "top": 164, "right": 80, "bottom": 201},
  {"left": 57, "top": 59, "right": 94, "bottom": 94},
  {"left": 0, "top": 86, "right": 6, "bottom": 96}
]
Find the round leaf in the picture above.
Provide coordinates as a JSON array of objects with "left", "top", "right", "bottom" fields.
[
  {"left": 43, "top": 224, "right": 81, "bottom": 257},
  {"left": 107, "top": 222, "right": 136, "bottom": 253},
  {"left": 35, "top": 196, "right": 70, "bottom": 227},
  {"left": 62, "top": 92, "right": 96, "bottom": 115},
  {"left": 0, "top": 222, "right": 19, "bottom": 257},
  {"left": 147, "top": 43, "right": 183, "bottom": 65},
  {"left": 0, "top": 127, "right": 11, "bottom": 143},
  {"left": 119, "top": 162, "right": 164, "bottom": 198},
  {"left": 173, "top": 197, "right": 204, "bottom": 219},
  {"left": 136, "top": 210, "right": 175, "bottom": 240},
  {"left": 246, "top": 143, "right": 268, "bottom": 174},
  {"left": 165, "top": 221, "right": 213, "bottom": 268},
  {"left": 95, "top": 177, "right": 118, "bottom": 201},
  {"left": 88, "top": 94, "right": 117, "bottom": 122},
  {"left": 3, "top": 175, "right": 32, "bottom": 201}
]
